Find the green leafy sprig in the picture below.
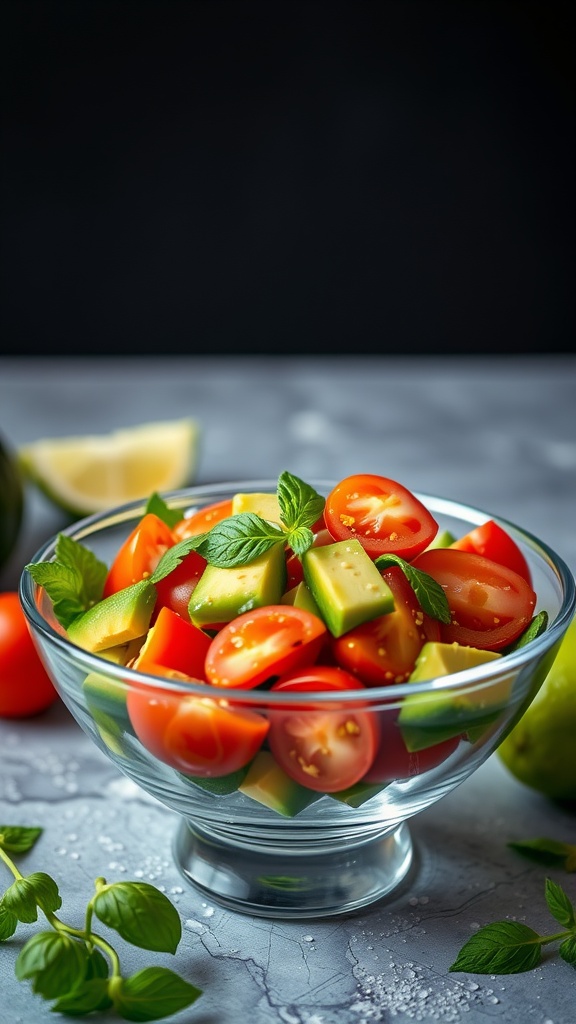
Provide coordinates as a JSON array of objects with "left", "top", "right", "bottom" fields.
[
  {"left": 375, "top": 552, "right": 451, "bottom": 624},
  {"left": 450, "top": 877, "right": 576, "bottom": 974},
  {"left": 0, "top": 826, "right": 201, "bottom": 1021},
  {"left": 25, "top": 535, "right": 108, "bottom": 630},
  {"left": 507, "top": 836, "right": 576, "bottom": 873}
]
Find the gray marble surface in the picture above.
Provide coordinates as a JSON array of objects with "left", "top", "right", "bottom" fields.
[{"left": 1, "top": 356, "right": 575, "bottom": 1024}]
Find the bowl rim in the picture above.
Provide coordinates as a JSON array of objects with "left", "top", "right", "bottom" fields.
[{"left": 19, "top": 479, "right": 576, "bottom": 706}]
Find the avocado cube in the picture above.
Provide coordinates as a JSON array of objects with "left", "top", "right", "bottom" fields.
[
  {"left": 281, "top": 582, "right": 323, "bottom": 619},
  {"left": 232, "top": 491, "right": 283, "bottom": 525},
  {"left": 188, "top": 542, "right": 287, "bottom": 627},
  {"left": 303, "top": 538, "right": 394, "bottom": 637},
  {"left": 399, "top": 641, "right": 506, "bottom": 751},
  {"left": 239, "top": 751, "right": 320, "bottom": 816},
  {"left": 67, "top": 580, "right": 156, "bottom": 653}
]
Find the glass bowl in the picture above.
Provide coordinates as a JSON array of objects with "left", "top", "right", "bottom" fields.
[{"left": 20, "top": 481, "right": 576, "bottom": 920}]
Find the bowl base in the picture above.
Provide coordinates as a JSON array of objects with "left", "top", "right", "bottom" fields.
[{"left": 173, "top": 818, "right": 414, "bottom": 919}]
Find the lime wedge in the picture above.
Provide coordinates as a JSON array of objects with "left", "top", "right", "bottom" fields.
[{"left": 18, "top": 419, "right": 200, "bottom": 516}]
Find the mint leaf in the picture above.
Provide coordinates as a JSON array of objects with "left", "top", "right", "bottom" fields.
[
  {"left": 145, "top": 493, "right": 183, "bottom": 530},
  {"left": 16, "top": 931, "right": 89, "bottom": 998},
  {"left": 545, "top": 877, "right": 576, "bottom": 929},
  {"left": 508, "top": 837, "right": 576, "bottom": 872},
  {"left": 559, "top": 934, "right": 576, "bottom": 966},
  {"left": 52, "top": 978, "right": 113, "bottom": 1015},
  {"left": 0, "top": 825, "right": 43, "bottom": 854},
  {"left": 150, "top": 535, "right": 205, "bottom": 583},
  {"left": 449, "top": 921, "right": 543, "bottom": 974},
  {"left": 287, "top": 525, "right": 315, "bottom": 558},
  {"left": 0, "top": 902, "right": 18, "bottom": 940},
  {"left": 94, "top": 882, "right": 181, "bottom": 953},
  {"left": 375, "top": 553, "right": 451, "bottom": 624},
  {"left": 3, "top": 873, "right": 61, "bottom": 923},
  {"left": 26, "top": 534, "right": 108, "bottom": 629},
  {"left": 194, "top": 513, "right": 285, "bottom": 568},
  {"left": 113, "top": 967, "right": 202, "bottom": 1022},
  {"left": 277, "top": 471, "right": 325, "bottom": 533}
]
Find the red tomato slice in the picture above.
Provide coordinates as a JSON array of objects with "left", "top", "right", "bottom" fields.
[
  {"left": 332, "top": 565, "right": 441, "bottom": 685},
  {"left": 413, "top": 548, "right": 537, "bottom": 651},
  {"left": 154, "top": 549, "right": 207, "bottom": 619},
  {"left": 127, "top": 685, "right": 269, "bottom": 777},
  {"left": 363, "top": 711, "right": 460, "bottom": 783},
  {"left": 103, "top": 513, "right": 174, "bottom": 597},
  {"left": 450, "top": 519, "right": 532, "bottom": 584},
  {"left": 205, "top": 605, "right": 327, "bottom": 689},
  {"left": 172, "top": 498, "right": 234, "bottom": 541},
  {"left": 267, "top": 667, "right": 379, "bottom": 792},
  {"left": 324, "top": 474, "right": 438, "bottom": 559},
  {"left": 133, "top": 606, "right": 211, "bottom": 681}
]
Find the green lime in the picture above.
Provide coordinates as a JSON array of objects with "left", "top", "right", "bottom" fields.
[
  {"left": 498, "top": 615, "right": 576, "bottom": 801},
  {"left": 0, "top": 434, "right": 24, "bottom": 571}
]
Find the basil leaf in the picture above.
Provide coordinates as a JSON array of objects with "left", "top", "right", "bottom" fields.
[
  {"left": 375, "top": 553, "right": 451, "bottom": 624},
  {"left": 277, "top": 471, "right": 325, "bottom": 532},
  {"left": 0, "top": 825, "right": 43, "bottom": 854},
  {"left": 449, "top": 921, "right": 543, "bottom": 974},
  {"left": 559, "top": 935, "right": 576, "bottom": 966},
  {"left": 52, "top": 978, "right": 113, "bottom": 1015},
  {"left": 94, "top": 881, "right": 181, "bottom": 953},
  {"left": 0, "top": 902, "right": 18, "bottom": 940},
  {"left": 545, "top": 878, "right": 576, "bottom": 929},
  {"left": 3, "top": 878, "right": 41, "bottom": 923},
  {"left": 508, "top": 837, "right": 576, "bottom": 872},
  {"left": 287, "top": 526, "right": 315, "bottom": 558},
  {"left": 194, "top": 513, "right": 285, "bottom": 568},
  {"left": 145, "top": 492, "right": 183, "bottom": 530},
  {"left": 15, "top": 931, "right": 89, "bottom": 998},
  {"left": 113, "top": 967, "right": 202, "bottom": 1022}
]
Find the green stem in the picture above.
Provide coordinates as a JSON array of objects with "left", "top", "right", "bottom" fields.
[
  {"left": 539, "top": 929, "right": 574, "bottom": 945},
  {"left": 46, "top": 911, "right": 122, "bottom": 977},
  {"left": 0, "top": 845, "right": 24, "bottom": 880}
]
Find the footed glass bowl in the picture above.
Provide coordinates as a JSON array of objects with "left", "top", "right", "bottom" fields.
[{"left": 20, "top": 482, "right": 575, "bottom": 919}]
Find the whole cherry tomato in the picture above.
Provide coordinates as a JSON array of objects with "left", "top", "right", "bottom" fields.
[{"left": 0, "top": 592, "right": 59, "bottom": 717}]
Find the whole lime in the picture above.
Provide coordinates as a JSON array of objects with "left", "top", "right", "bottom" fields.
[
  {"left": 498, "top": 615, "right": 576, "bottom": 801},
  {"left": 0, "top": 435, "right": 24, "bottom": 573}
]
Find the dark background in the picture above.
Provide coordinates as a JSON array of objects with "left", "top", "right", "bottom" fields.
[{"left": 1, "top": 0, "right": 574, "bottom": 358}]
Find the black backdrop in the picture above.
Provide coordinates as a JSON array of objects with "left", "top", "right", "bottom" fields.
[{"left": 1, "top": 1, "right": 574, "bottom": 358}]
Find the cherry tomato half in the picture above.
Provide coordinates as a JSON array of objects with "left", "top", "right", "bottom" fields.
[
  {"left": 0, "top": 592, "right": 59, "bottom": 717},
  {"left": 324, "top": 474, "right": 438, "bottom": 559},
  {"left": 332, "top": 565, "right": 441, "bottom": 685},
  {"left": 450, "top": 519, "right": 532, "bottom": 585},
  {"left": 154, "top": 548, "right": 207, "bottom": 619},
  {"left": 205, "top": 605, "right": 327, "bottom": 689},
  {"left": 172, "top": 498, "right": 234, "bottom": 541},
  {"left": 413, "top": 548, "right": 537, "bottom": 651},
  {"left": 127, "top": 685, "right": 269, "bottom": 777},
  {"left": 103, "top": 514, "right": 174, "bottom": 597},
  {"left": 267, "top": 666, "right": 379, "bottom": 792}
]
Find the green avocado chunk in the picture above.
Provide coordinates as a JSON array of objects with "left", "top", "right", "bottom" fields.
[
  {"left": 281, "top": 581, "right": 323, "bottom": 619},
  {"left": 302, "top": 538, "right": 394, "bottom": 638},
  {"left": 238, "top": 751, "right": 320, "bottom": 816},
  {"left": 67, "top": 580, "right": 156, "bottom": 653},
  {"left": 398, "top": 641, "right": 505, "bottom": 751},
  {"left": 188, "top": 542, "right": 287, "bottom": 627}
]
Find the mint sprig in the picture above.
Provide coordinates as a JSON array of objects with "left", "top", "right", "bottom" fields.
[
  {"left": 145, "top": 492, "right": 184, "bottom": 530},
  {"left": 0, "top": 826, "right": 202, "bottom": 1020},
  {"left": 25, "top": 535, "right": 108, "bottom": 629},
  {"left": 374, "top": 552, "right": 451, "bottom": 624},
  {"left": 508, "top": 837, "right": 576, "bottom": 873},
  {"left": 450, "top": 877, "right": 576, "bottom": 974}
]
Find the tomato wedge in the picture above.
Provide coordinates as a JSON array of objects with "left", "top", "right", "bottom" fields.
[
  {"left": 172, "top": 498, "right": 234, "bottom": 541},
  {"left": 103, "top": 513, "right": 174, "bottom": 597},
  {"left": 324, "top": 474, "right": 438, "bottom": 559},
  {"left": 133, "top": 606, "right": 211, "bottom": 681},
  {"left": 332, "top": 565, "right": 440, "bottom": 685},
  {"left": 267, "top": 667, "right": 379, "bottom": 792},
  {"left": 127, "top": 684, "right": 269, "bottom": 777},
  {"left": 450, "top": 519, "right": 531, "bottom": 584},
  {"left": 413, "top": 548, "right": 537, "bottom": 651},
  {"left": 205, "top": 605, "right": 327, "bottom": 689}
]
